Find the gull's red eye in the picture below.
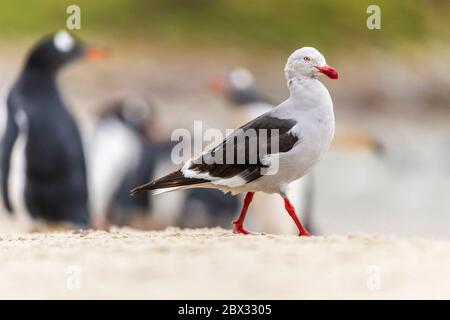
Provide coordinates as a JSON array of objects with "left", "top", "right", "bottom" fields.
[{"left": 304, "top": 56, "right": 310, "bottom": 62}]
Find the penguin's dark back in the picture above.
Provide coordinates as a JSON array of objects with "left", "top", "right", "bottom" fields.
[
  {"left": 8, "top": 74, "right": 89, "bottom": 225},
  {"left": 106, "top": 141, "right": 171, "bottom": 225}
]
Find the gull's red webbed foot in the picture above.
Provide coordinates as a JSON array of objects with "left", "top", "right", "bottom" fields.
[
  {"left": 231, "top": 192, "right": 255, "bottom": 235},
  {"left": 283, "top": 197, "right": 311, "bottom": 237},
  {"left": 232, "top": 221, "right": 251, "bottom": 235},
  {"left": 298, "top": 229, "right": 311, "bottom": 237}
]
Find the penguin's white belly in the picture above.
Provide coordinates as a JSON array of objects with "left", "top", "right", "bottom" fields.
[
  {"left": 8, "top": 122, "right": 33, "bottom": 227},
  {"left": 88, "top": 118, "right": 141, "bottom": 218}
]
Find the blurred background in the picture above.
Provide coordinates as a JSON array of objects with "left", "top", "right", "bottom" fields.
[{"left": 0, "top": 0, "right": 449, "bottom": 238}]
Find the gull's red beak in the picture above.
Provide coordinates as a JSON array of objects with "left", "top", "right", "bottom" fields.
[
  {"left": 84, "top": 47, "right": 109, "bottom": 61},
  {"left": 316, "top": 65, "right": 339, "bottom": 80}
]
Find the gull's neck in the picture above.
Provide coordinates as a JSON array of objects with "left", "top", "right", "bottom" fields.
[
  {"left": 287, "top": 76, "right": 318, "bottom": 96},
  {"left": 285, "top": 75, "right": 333, "bottom": 114}
]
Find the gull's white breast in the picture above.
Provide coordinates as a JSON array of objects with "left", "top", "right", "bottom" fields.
[{"left": 246, "top": 79, "right": 335, "bottom": 194}]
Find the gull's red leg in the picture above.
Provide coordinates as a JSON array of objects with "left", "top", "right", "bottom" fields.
[
  {"left": 232, "top": 192, "right": 255, "bottom": 235},
  {"left": 283, "top": 197, "right": 311, "bottom": 237}
]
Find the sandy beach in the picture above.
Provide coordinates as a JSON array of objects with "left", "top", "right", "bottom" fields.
[{"left": 0, "top": 228, "right": 449, "bottom": 299}]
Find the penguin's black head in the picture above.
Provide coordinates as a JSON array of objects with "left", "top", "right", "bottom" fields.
[
  {"left": 99, "top": 95, "right": 158, "bottom": 141},
  {"left": 24, "top": 30, "right": 107, "bottom": 73},
  {"left": 112, "top": 96, "right": 156, "bottom": 134},
  {"left": 208, "top": 67, "right": 262, "bottom": 106}
]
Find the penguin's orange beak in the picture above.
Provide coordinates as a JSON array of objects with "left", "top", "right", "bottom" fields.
[
  {"left": 84, "top": 47, "right": 109, "bottom": 61},
  {"left": 208, "top": 74, "right": 229, "bottom": 93}
]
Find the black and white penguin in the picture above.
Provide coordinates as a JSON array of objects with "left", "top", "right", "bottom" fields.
[
  {"left": 208, "top": 67, "right": 274, "bottom": 121},
  {"left": 89, "top": 95, "right": 162, "bottom": 227},
  {"left": 0, "top": 30, "right": 106, "bottom": 228},
  {"left": 90, "top": 96, "right": 240, "bottom": 229}
]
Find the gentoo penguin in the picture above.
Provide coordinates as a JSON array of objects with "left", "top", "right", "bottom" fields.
[
  {"left": 208, "top": 67, "right": 274, "bottom": 121},
  {"left": 0, "top": 30, "right": 106, "bottom": 228},
  {"left": 90, "top": 95, "right": 239, "bottom": 229},
  {"left": 90, "top": 95, "right": 163, "bottom": 227}
]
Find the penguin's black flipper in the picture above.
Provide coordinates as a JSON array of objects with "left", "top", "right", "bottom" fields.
[{"left": 1, "top": 104, "right": 19, "bottom": 213}]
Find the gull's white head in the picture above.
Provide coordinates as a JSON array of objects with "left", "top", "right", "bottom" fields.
[{"left": 285, "top": 47, "right": 338, "bottom": 82}]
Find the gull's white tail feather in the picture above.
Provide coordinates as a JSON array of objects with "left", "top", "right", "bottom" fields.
[
  {"left": 151, "top": 186, "right": 184, "bottom": 196},
  {"left": 130, "top": 169, "right": 207, "bottom": 196}
]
